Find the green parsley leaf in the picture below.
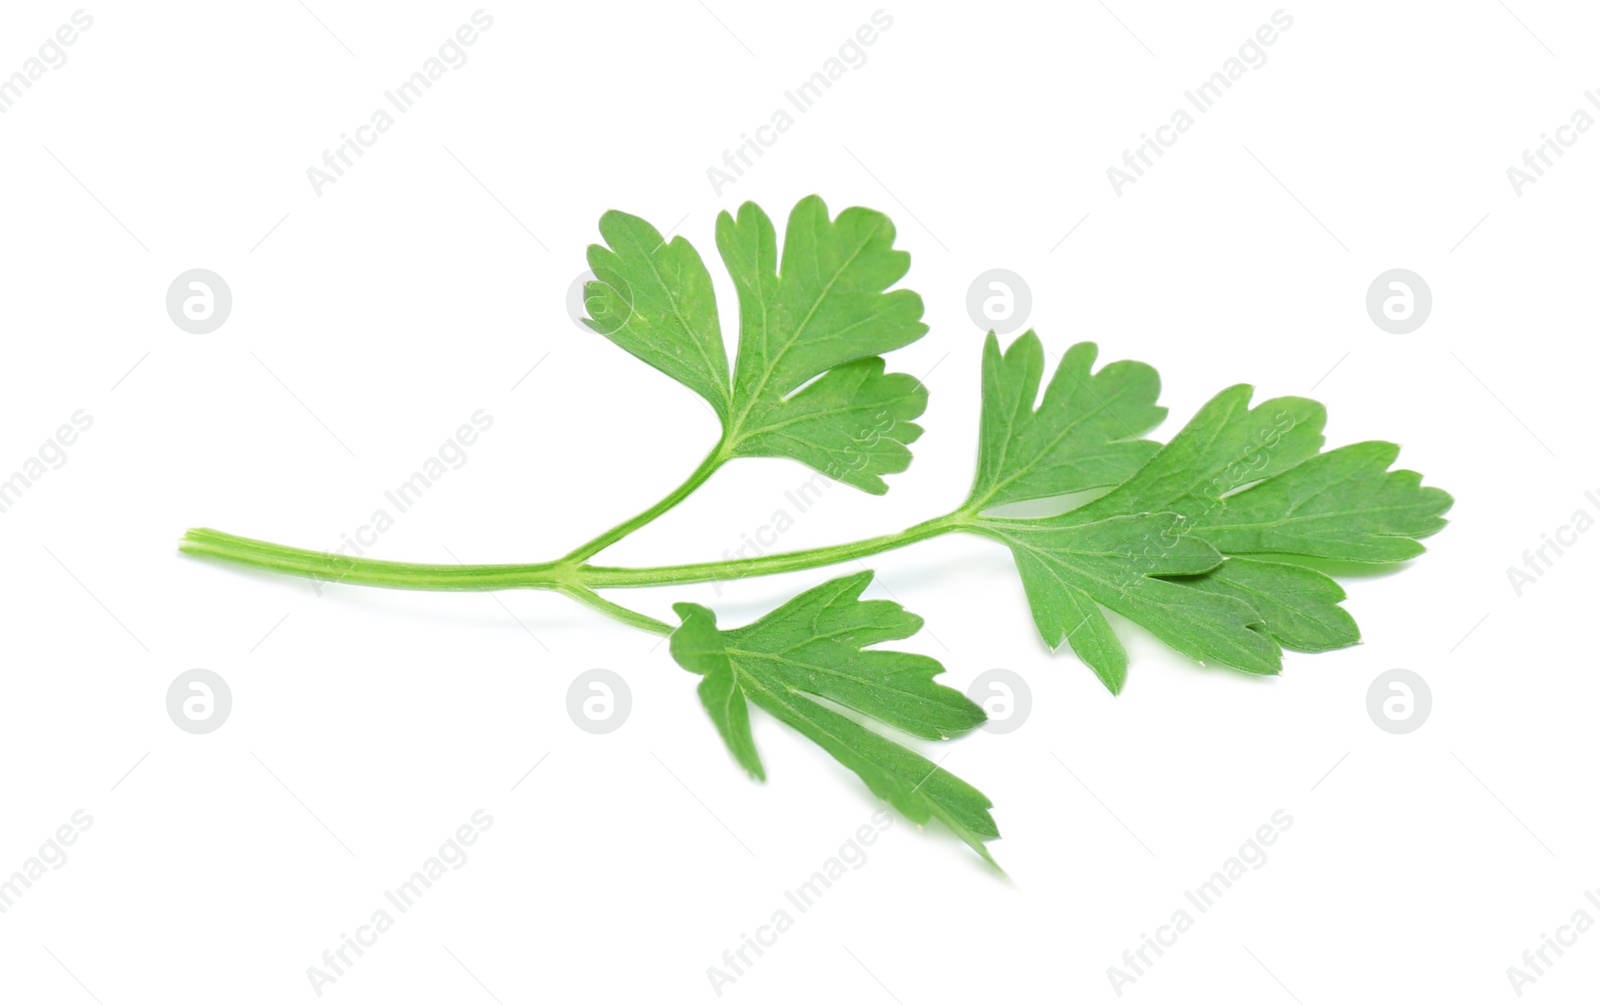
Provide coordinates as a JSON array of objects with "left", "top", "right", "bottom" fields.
[
  {"left": 973, "top": 512, "right": 1280, "bottom": 692},
  {"left": 727, "top": 355, "right": 925, "bottom": 491},
  {"left": 966, "top": 334, "right": 1165, "bottom": 510},
  {"left": 1185, "top": 441, "right": 1454, "bottom": 562},
  {"left": 584, "top": 210, "right": 732, "bottom": 421},
  {"left": 1067, "top": 387, "right": 1451, "bottom": 562},
  {"left": 964, "top": 340, "right": 1450, "bottom": 692},
  {"left": 669, "top": 571, "right": 998, "bottom": 863},
  {"left": 584, "top": 196, "right": 929, "bottom": 492},
  {"left": 1065, "top": 383, "right": 1328, "bottom": 526},
  {"left": 1169, "top": 558, "right": 1359, "bottom": 653}
]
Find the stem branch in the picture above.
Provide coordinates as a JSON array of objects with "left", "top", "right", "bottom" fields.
[
  {"left": 559, "top": 440, "right": 730, "bottom": 563},
  {"left": 578, "top": 514, "right": 965, "bottom": 587},
  {"left": 559, "top": 586, "right": 673, "bottom": 635}
]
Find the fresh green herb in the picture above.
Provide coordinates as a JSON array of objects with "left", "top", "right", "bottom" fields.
[
  {"left": 972, "top": 379, "right": 1450, "bottom": 692},
  {"left": 966, "top": 335, "right": 1165, "bottom": 510},
  {"left": 182, "top": 196, "right": 1452, "bottom": 864},
  {"left": 670, "top": 572, "right": 997, "bottom": 863}
]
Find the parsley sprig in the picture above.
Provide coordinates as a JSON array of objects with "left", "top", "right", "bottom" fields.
[{"left": 184, "top": 197, "right": 1452, "bottom": 864}]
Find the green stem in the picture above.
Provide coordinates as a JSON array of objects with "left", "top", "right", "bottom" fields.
[
  {"left": 182, "top": 510, "right": 970, "bottom": 601},
  {"left": 558, "top": 585, "right": 673, "bottom": 635},
  {"left": 579, "top": 513, "right": 966, "bottom": 587},
  {"left": 559, "top": 440, "right": 730, "bottom": 563},
  {"left": 180, "top": 528, "right": 571, "bottom": 592},
  {"left": 183, "top": 419, "right": 975, "bottom": 636}
]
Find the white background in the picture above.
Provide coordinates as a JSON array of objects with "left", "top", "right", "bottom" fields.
[{"left": 1, "top": 1, "right": 1595, "bottom": 1002}]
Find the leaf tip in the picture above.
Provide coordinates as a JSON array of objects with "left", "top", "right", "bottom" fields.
[{"left": 671, "top": 601, "right": 714, "bottom": 625}]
